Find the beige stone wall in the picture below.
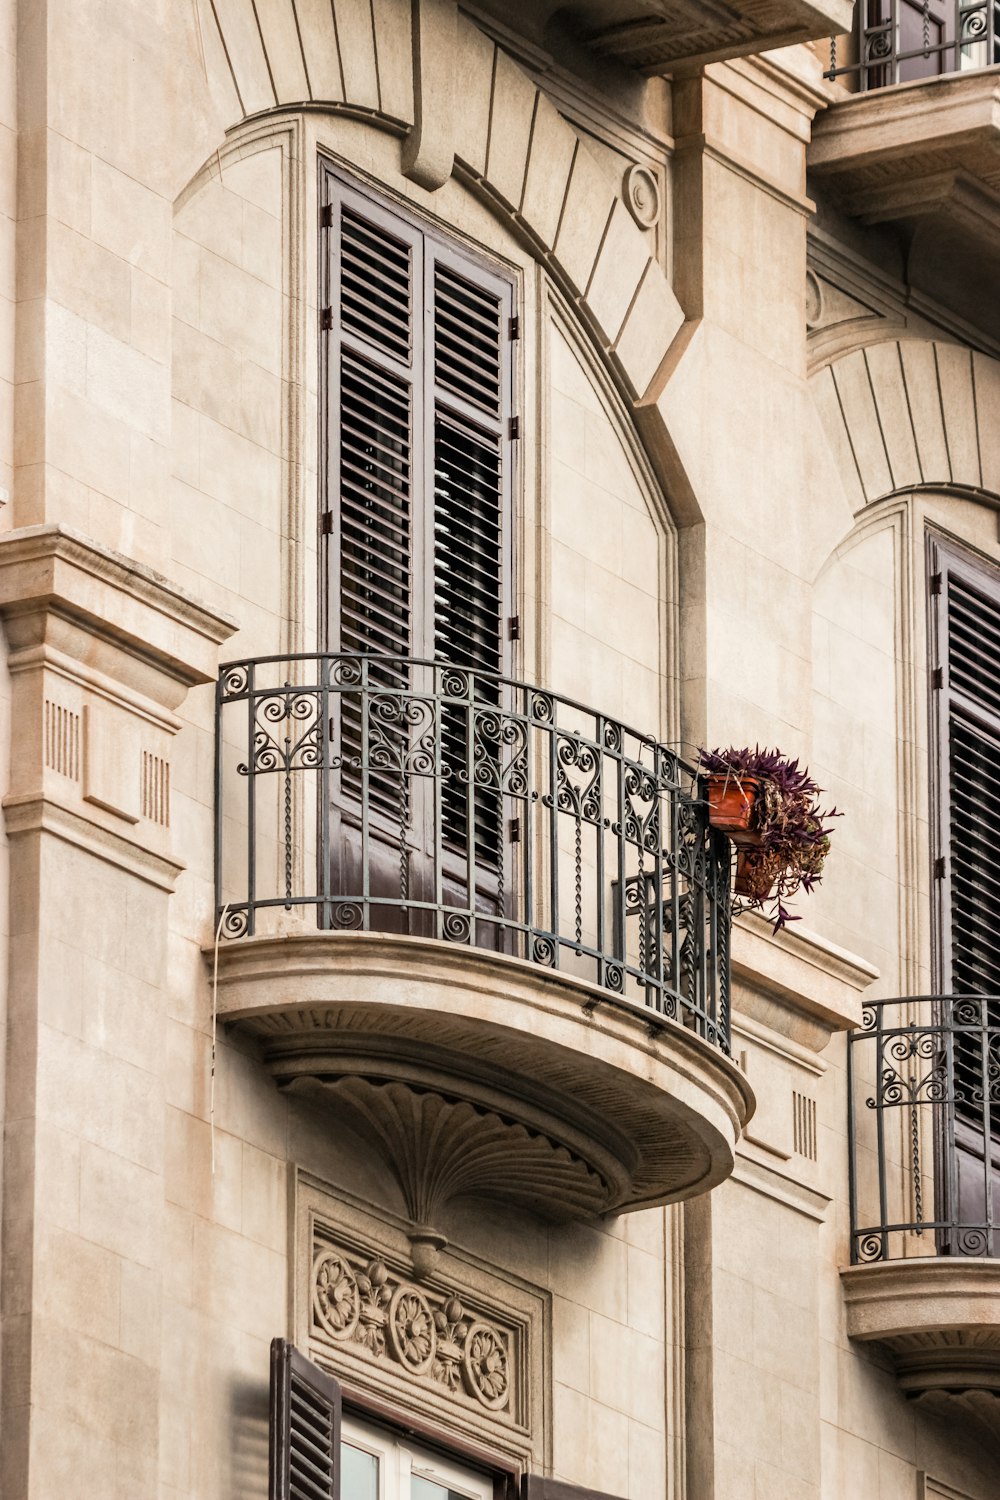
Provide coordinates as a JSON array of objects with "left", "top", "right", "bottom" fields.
[{"left": 3, "top": 4, "right": 1000, "bottom": 1500}]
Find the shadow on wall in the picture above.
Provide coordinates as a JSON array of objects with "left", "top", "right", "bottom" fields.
[{"left": 231, "top": 1373, "right": 269, "bottom": 1500}]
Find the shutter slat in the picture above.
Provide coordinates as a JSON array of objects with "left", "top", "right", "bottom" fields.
[
  {"left": 340, "top": 206, "right": 412, "bottom": 361},
  {"left": 434, "top": 263, "right": 503, "bottom": 418}
]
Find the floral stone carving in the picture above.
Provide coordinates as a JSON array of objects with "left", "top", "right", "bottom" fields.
[{"left": 311, "top": 1238, "right": 513, "bottom": 1414}]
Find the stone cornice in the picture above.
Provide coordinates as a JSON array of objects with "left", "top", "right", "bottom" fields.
[
  {"left": 732, "top": 911, "right": 878, "bottom": 1051},
  {"left": 0, "top": 524, "right": 236, "bottom": 707}
]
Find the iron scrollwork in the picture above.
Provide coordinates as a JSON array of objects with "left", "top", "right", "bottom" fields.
[{"left": 215, "top": 653, "right": 731, "bottom": 1051}]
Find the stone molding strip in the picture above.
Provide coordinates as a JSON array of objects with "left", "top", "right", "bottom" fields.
[{"left": 810, "top": 338, "right": 1000, "bottom": 513}]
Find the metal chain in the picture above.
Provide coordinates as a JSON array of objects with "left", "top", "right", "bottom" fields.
[
  {"left": 283, "top": 734, "right": 293, "bottom": 910},
  {"left": 399, "top": 769, "right": 408, "bottom": 904},
  {"left": 910, "top": 1091, "right": 924, "bottom": 1225},
  {"left": 923, "top": 0, "right": 931, "bottom": 53},
  {"left": 574, "top": 816, "right": 583, "bottom": 949}
]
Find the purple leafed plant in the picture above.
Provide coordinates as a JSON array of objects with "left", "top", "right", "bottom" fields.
[{"left": 698, "top": 746, "right": 841, "bottom": 933}]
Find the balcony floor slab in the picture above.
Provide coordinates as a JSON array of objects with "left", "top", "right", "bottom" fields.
[{"left": 211, "top": 930, "right": 754, "bottom": 1225}]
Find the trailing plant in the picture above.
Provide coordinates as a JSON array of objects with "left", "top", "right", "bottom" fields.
[{"left": 698, "top": 745, "right": 840, "bottom": 933}]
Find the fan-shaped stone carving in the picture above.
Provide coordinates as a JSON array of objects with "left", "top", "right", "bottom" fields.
[{"left": 296, "top": 1074, "right": 610, "bottom": 1223}]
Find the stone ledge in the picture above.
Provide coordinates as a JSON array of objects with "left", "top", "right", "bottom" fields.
[
  {"left": 732, "top": 911, "right": 879, "bottom": 1052},
  {"left": 842, "top": 1258, "right": 1000, "bottom": 1397},
  {"left": 0, "top": 524, "right": 236, "bottom": 707},
  {"left": 210, "top": 930, "right": 755, "bottom": 1221},
  {"left": 809, "top": 71, "right": 1000, "bottom": 257}
]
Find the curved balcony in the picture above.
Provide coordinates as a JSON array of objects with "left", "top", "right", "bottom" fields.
[
  {"left": 843, "top": 996, "right": 1000, "bottom": 1413},
  {"left": 213, "top": 654, "right": 752, "bottom": 1243}
]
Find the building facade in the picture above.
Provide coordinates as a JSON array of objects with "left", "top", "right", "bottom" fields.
[{"left": 1, "top": 1, "right": 999, "bottom": 1497}]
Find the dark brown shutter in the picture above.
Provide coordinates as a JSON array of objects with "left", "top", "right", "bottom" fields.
[
  {"left": 269, "top": 1337, "right": 341, "bottom": 1500},
  {"left": 521, "top": 1479, "right": 628, "bottom": 1500},
  {"left": 324, "top": 184, "right": 423, "bottom": 817},
  {"left": 322, "top": 169, "right": 515, "bottom": 878},
  {"left": 931, "top": 537, "right": 1000, "bottom": 1115},
  {"left": 428, "top": 248, "right": 512, "bottom": 863}
]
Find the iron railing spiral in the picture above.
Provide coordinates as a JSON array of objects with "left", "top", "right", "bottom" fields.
[
  {"left": 214, "top": 653, "right": 733, "bottom": 1051},
  {"left": 826, "top": 0, "right": 1000, "bottom": 90},
  {"left": 848, "top": 995, "right": 1000, "bottom": 1262}
]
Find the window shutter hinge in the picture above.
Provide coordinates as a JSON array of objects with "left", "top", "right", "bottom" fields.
[
  {"left": 321, "top": 204, "right": 334, "bottom": 229},
  {"left": 508, "top": 615, "right": 520, "bottom": 640},
  {"left": 930, "top": 571, "right": 942, "bottom": 595},
  {"left": 321, "top": 511, "right": 333, "bottom": 535},
  {"left": 321, "top": 307, "right": 333, "bottom": 332},
  {"left": 509, "top": 315, "right": 520, "bottom": 341},
  {"left": 934, "top": 856, "right": 946, "bottom": 880},
  {"left": 509, "top": 416, "right": 520, "bottom": 440},
  {"left": 510, "top": 818, "right": 521, "bottom": 843},
  {"left": 931, "top": 666, "right": 943, "bottom": 690}
]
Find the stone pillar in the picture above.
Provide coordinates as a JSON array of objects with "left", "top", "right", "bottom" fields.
[{"left": 0, "top": 524, "right": 232, "bottom": 1499}]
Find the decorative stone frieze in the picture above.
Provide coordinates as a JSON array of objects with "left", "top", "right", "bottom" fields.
[
  {"left": 311, "top": 1241, "right": 512, "bottom": 1413},
  {"left": 296, "top": 1177, "right": 548, "bottom": 1465}
]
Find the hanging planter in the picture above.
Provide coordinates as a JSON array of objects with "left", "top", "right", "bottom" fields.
[
  {"left": 699, "top": 746, "right": 841, "bottom": 933},
  {"left": 734, "top": 848, "right": 782, "bottom": 900},
  {"left": 705, "top": 773, "right": 762, "bottom": 845}
]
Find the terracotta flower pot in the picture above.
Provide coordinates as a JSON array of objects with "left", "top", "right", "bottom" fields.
[
  {"left": 734, "top": 848, "right": 782, "bottom": 900},
  {"left": 706, "top": 774, "right": 762, "bottom": 846}
]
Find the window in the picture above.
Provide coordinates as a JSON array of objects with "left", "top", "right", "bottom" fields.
[
  {"left": 268, "top": 1339, "right": 627, "bottom": 1500},
  {"left": 342, "top": 1417, "right": 493, "bottom": 1500},
  {"left": 928, "top": 533, "right": 1000, "bottom": 1250},
  {"left": 319, "top": 165, "right": 516, "bottom": 677},
  {"left": 268, "top": 1339, "right": 494, "bottom": 1500},
  {"left": 318, "top": 166, "right": 519, "bottom": 928}
]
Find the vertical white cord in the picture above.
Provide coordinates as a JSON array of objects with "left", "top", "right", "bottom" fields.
[{"left": 210, "top": 904, "right": 230, "bottom": 1176}]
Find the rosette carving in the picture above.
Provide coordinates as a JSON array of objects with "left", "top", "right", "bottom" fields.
[
  {"left": 313, "top": 1251, "right": 360, "bottom": 1340},
  {"left": 463, "top": 1322, "right": 510, "bottom": 1409},
  {"left": 388, "top": 1285, "right": 436, "bottom": 1376}
]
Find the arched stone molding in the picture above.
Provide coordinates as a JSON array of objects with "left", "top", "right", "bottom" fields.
[
  {"left": 193, "top": 0, "right": 686, "bottom": 406},
  {"left": 810, "top": 337, "right": 1000, "bottom": 515},
  {"left": 810, "top": 487, "right": 1000, "bottom": 996}
]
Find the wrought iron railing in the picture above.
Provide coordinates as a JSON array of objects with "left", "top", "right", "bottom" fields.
[
  {"left": 848, "top": 996, "right": 1000, "bottom": 1262},
  {"left": 214, "top": 653, "right": 732, "bottom": 1051},
  {"left": 826, "top": 1, "right": 1000, "bottom": 90}
]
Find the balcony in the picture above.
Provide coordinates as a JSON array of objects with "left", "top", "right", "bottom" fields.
[
  {"left": 842, "top": 997, "right": 1000, "bottom": 1422},
  {"left": 811, "top": 10, "right": 1000, "bottom": 276},
  {"left": 826, "top": 1, "right": 1000, "bottom": 92},
  {"left": 213, "top": 654, "right": 752, "bottom": 1244},
  {"left": 477, "top": 0, "right": 853, "bottom": 73}
]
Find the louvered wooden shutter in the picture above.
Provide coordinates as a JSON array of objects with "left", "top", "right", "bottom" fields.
[
  {"left": 428, "top": 247, "right": 512, "bottom": 863},
  {"left": 269, "top": 1337, "right": 341, "bottom": 1500},
  {"left": 931, "top": 538, "right": 1000, "bottom": 1117},
  {"left": 322, "top": 171, "right": 515, "bottom": 866}
]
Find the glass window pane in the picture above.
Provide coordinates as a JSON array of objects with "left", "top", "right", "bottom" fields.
[
  {"left": 342, "top": 1443, "right": 380, "bottom": 1500},
  {"left": 411, "top": 1477, "right": 471, "bottom": 1500}
]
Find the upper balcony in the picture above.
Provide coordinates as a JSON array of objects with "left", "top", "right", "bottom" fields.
[
  {"left": 843, "top": 996, "right": 1000, "bottom": 1430},
  {"left": 476, "top": 0, "right": 853, "bottom": 73},
  {"left": 811, "top": 6, "right": 1000, "bottom": 272},
  {"left": 212, "top": 653, "right": 752, "bottom": 1250}
]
